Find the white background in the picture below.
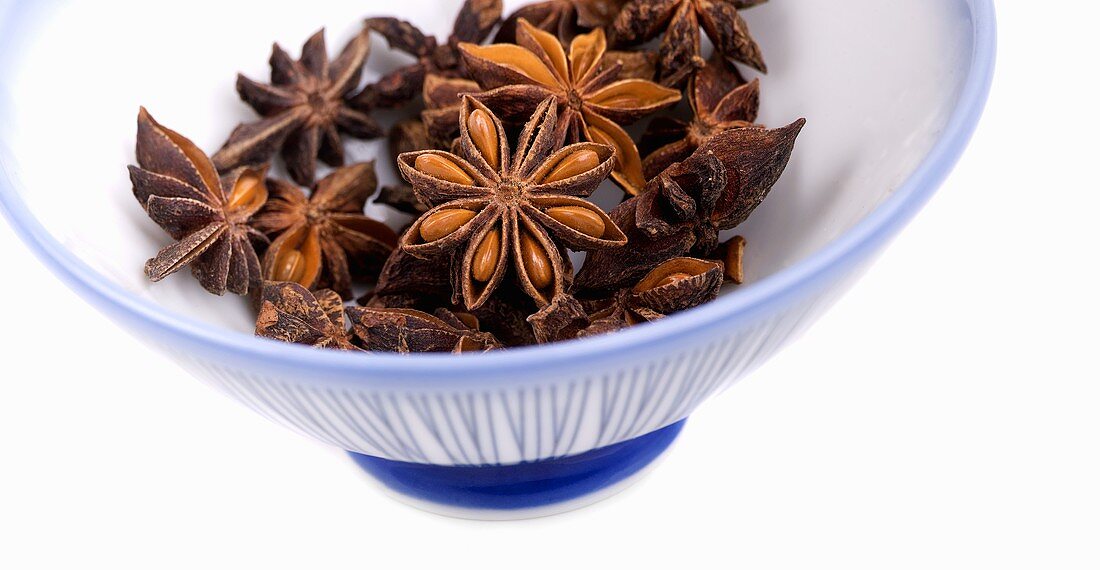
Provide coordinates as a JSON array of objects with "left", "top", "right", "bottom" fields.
[{"left": 2, "top": 2, "right": 1098, "bottom": 569}]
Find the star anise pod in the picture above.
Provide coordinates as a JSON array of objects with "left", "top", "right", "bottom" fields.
[
  {"left": 346, "top": 307, "right": 502, "bottom": 354},
  {"left": 641, "top": 57, "right": 761, "bottom": 179},
  {"left": 397, "top": 96, "right": 625, "bottom": 310},
  {"left": 212, "top": 30, "right": 381, "bottom": 186},
  {"left": 256, "top": 281, "right": 358, "bottom": 350},
  {"left": 575, "top": 119, "right": 803, "bottom": 293},
  {"left": 460, "top": 20, "right": 682, "bottom": 195},
  {"left": 580, "top": 257, "right": 724, "bottom": 336},
  {"left": 353, "top": 0, "right": 503, "bottom": 110},
  {"left": 495, "top": 0, "right": 628, "bottom": 44},
  {"left": 129, "top": 108, "right": 269, "bottom": 296},
  {"left": 250, "top": 162, "right": 398, "bottom": 298},
  {"left": 609, "top": 0, "right": 768, "bottom": 86}
]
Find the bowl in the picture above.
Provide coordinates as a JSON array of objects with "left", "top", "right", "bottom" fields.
[{"left": 0, "top": 0, "right": 995, "bottom": 519}]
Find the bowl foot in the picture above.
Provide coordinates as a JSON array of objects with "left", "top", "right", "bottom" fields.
[{"left": 348, "top": 420, "right": 686, "bottom": 520}]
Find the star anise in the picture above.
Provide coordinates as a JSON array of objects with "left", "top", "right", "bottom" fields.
[
  {"left": 580, "top": 257, "right": 724, "bottom": 336},
  {"left": 641, "top": 57, "right": 761, "bottom": 179},
  {"left": 575, "top": 119, "right": 803, "bottom": 293},
  {"left": 212, "top": 30, "right": 380, "bottom": 186},
  {"left": 352, "top": 0, "right": 503, "bottom": 110},
  {"left": 129, "top": 108, "right": 269, "bottom": 296},
  {"left": 495, "top": 0, "right": 628, "bottom": 44},
  {"left": 460, "top": 20, "right": 682, "bottom": 195},
  {"left": 256, "top": 281, "right": 358, "bottom": 350},
  {"left": 250, "top": 162, "right": 398, "bottom": 298},
  {"left": 346, "top": 307, "right": 502, "bottom": 354},
  {"left": 609, "top": 0, "right": 768, "bottom": 86},
  {"left": 397, "top": 96, "right": 625, "bottom": 310}
]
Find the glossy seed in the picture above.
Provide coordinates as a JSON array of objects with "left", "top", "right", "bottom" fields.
[
  {"left": 468, "top": 109, "right": 500, "bottom": 170},
  {"left": 542, "top": 150, "right": 600, "bottom": 183},
  {"left": 415, "top": 154, "right": 475, "bottom": 185},
  {"left": 724, "top": 236, "right": 747, "bottom": 284},
  {"left": 546, "top": 206, "right": 606, "bottom": 238},
  {"left": 420, "top": 209, "right": 477, "bottom": 243},
  {"left": 273, "top": 249, "right": 307, "bottom": 284},
  {"left": 471, "top": 229, "right": 502, "bottom": 283},
  {"left": 520, "top": 232, "right": 554, "bottom": 289},
  {"left": 227, "top": 173, "right": 266, "bottom": 211},
  {"left": 655, "top": 272, "right": 692, "bottom": 289}
]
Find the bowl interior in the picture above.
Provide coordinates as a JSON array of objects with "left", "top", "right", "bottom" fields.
[{"left": 0, "top": 0, "right": 973, "bottom": 333}]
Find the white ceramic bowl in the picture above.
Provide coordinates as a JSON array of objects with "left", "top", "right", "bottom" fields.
[{"left": 0, "top": 0, "right": 995, "bottom": 519}]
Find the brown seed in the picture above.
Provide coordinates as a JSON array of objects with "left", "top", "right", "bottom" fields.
[
  {"left": 420, "top": 209, "right": 478, "bottom": 243},
  {"left": 415, "top": 154, "right": 475, "bottom": 186},
  {"left": 453, "top": 312, "right": 481, "bottom": 330},
  {"left": 546, "top": 206, "right": 606, "bottom": 238},
  {"left": 227, "top": 172, "right": 267, "bottom": 212},
  {"left": 468, "top": 109, "right": 500, "bottom": 170},
  {"left": 520, "top": 232, "right": 554, "bottom": 289},
  {"left": 655, "top": 272, "right": 692, "bottom": 289},
  {"left": 472, "top": 229, "right": 502, "bottom": 283},
  {"left": 542, "top": 150, "right": 600, "bottom": 183},
  {"left": 724, "top": 236, "right": 747, "bottom": 284},
  {"left": 273, "top": 249, "right": 307, "bottom": 284}
]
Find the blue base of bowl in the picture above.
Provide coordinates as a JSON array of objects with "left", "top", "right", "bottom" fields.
[{"left": 349, "top": 420, "right": 686, "bottom": 519}]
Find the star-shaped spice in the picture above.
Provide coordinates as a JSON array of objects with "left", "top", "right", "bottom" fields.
[
  {"left": 250, "top": 162, "right": 398, "bottom": 298},
  {"left": 347, "top": 307, "right": 502, "bottom": 354},
  {"left": 256, "top": 282, "right": 358, "bottom": 350},
  {"left": 609, "top": 0, "right": 768, "bottom": 86},
  {"left": 641, "top": 57, "right": 761, "bottom": 179},
  {"left": 129, "top": 108, "right": 269, "bottom": 296},
  {"left": 352, "top": 0, "right": 503, "bottom": 110},
  {"left": 212, "top": 30, "right": 381, "bottom": 186},
  {"left": 460, "top": 20, "right": 682, "bottom": 195},
  {"left": 495, "top": 0, "right": 628, "bottom": 43},
  {"left": 397, "top": 96, "right": 626, "bottom": 310},
  {"left": 581, "top": 257, "right": 724, "bottom": 336},
  {"left": 575, "top": 119, "right": 803, "bottom": 293}
]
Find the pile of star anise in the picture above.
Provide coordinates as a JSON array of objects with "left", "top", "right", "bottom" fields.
[{"left": 128, "top": 0, "right": 804, "bottom": 354}]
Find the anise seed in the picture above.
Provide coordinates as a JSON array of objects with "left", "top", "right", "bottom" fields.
[
  {"left": 468, "top": 109, "right": 500, "bottom": 170},
  {"left": 472, "top": 229, "right": 502, "bottom": 283},
  {"left": 547, "top": 206, "right": 606, "bottom": 238},
  {"left": 274, "top": 249, "right": 308, "bottom": 283},
  {"left": 420, "top": 209, "right": 477, "bottom": 243},
  {"left": 415, "top": 154, "right": 475, "bottom": 185},
  {"left": 228, "top": 173, "right": 267, "bottom": 212},
  {"left": 520, "top": 232, "right": 554, "bottom": 289},
  {"left": 724, "top": 236, "right": 747, "bottom": 284},
  {"left": 542, "top": 150, "right": 600, "bottom": 183},
  {"left": 656, "top": 272, "right": 692, "bottom": 289}
]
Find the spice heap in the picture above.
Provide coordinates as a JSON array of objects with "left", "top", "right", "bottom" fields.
[{"left": 129, "top": 0, "right": 803, "bottom": 354}]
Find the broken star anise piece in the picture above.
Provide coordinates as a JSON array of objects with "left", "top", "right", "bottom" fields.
[
  {"left": 460, "top": 20, "right": 682, "bottom": 195},
  {"left": 641, "top": 57, "right": 761, "bottom": 179},
  {"left": 495, "top": 0, "right": 628, "bottom": 44},
  {"left": 251, "top": 162, "right": 398, "bottom": 298},
  {"left": 347, "top": 306, "right": 502, "bottom": 354},
  {"left": 353, "top": 0, "right": 503, "bottom": 110},
  {"left": 575, "top": 118, "right": 803, "bottom": 293},
  {"left": 256, "top": 282, "right": 359, "bottom": 350},
  {"left": 398, "top": 96, "right": 625, "bottom": 310},
  {"left": 212, "top": 29, "right": 381, "bottom": 186},
  {"left": 129, "top": 108, "right": 269, "bottom": 296},
  {"left": 609, "top": 0, "right": 768, "bottom": 86},
  {"left": 580, "top": 257, "right": 723, "bottom": 336}
]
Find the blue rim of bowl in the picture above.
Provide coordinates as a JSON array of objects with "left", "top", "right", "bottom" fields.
[{"left": 0, "top": 0, "right": 996, "bottom": 386}]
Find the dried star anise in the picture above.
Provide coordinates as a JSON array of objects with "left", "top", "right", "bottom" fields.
[
  {"left": 397, "top": 96, "right": 625, "bottom": 310},
  {"left": 353, "top": 0, "right": 503, "bottom": 110},
  {"left": 641, "top": 57, "right": 760, "bottom": 179},
  {"left": 212, "top": 29, "right": 380, "bottom": 187},
  {"left": 460, "top": 20, "right": 682, "bottom": 195},
  {"left": 495, "top": 0, "right": 628, "bottom": 44},
  {"left": 346, "top": 306, "right": 502, "bottom": 354},
  {"left": 609, "top": 0, "right": 768, "bottom": 86},
  {"left": 130, "top": 108, "right": 269, "bottom": 296},
  {"left": 256, "top": 281, "right": 358, "bottom": 350},
  {"left": 580, "top": 257, "right": 724, "bottom": 336},
  {"left": 575, "top": 119, "right": 803, "bottom": 293},
  {"left": 250, "top": 162, "right": 398, "bottom": 298}
]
